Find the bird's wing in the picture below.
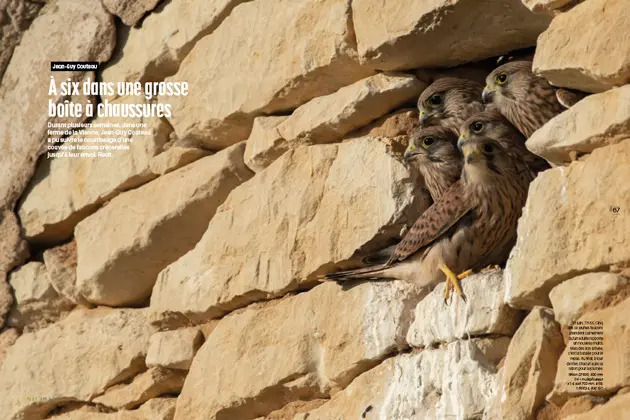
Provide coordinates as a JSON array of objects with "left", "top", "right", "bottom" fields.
[
  {"left": 555, "top": 88, "right": 587, "bottom": 109},
  {"left": 388, "top": 181, "right": 473, "bottom": 264}
]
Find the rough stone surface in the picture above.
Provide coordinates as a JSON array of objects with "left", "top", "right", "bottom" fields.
[
  {"left": 0, "top": 328, "right": 18, "bottom": 368},
  {"left": 407, "top": 270, "right": 522, "bottom": 348},
  {"left": 527, "top": 85, "right": 630, "bottom": 166},
  {"left": 149, "top": 146, "right": 211, "bottom": 176},
  {"left": 174, "top": 280, "right": 425, "bottom": 420},
  {"left": 549, "top": 272, "right": 630, "bottom": 327},
  {"left": 276, "top": 73, "right": 424, "bottom": 146},
  {"left": 482, "top": 367, "right": 506, "bottom": 420},
  {"left": 562, "top": 392, "right": 630, "bottom": 420},
  {"left": 0, "top": 0, "right": 43, "bottom": 79},
  {"left": 0, "top": 210, "right": 29, "bottom": 328},
  {"left": 243, "top": 116, "right": 288, "bottom": 173},
  {"left": 18, "top": 96, "right": 171, "bottom": 244},
  {"left": 506, "top": 140, "right": 630, "bottom": 310},
  {"left": 501, "top": 307, "right": 565, "bottom": 420},
  {"left": 7, "top": 262, "right": 75, "bottom": 332},
  {"left": 146, "top": 328, "right": 203, "bottom": 370},
  {"left": 75, "top": 142, "right": 253, "bottom": 307},
  {"left": 351, "top": 0, "right": 551, "bottom": 70},
  {"left": 49, "top": 398, "right": 177, "bottom": 420},
  {"left": 101, "top": 0, "right": 250, "bottom": 87},
  {"left": 43, "top": 241, "right": 92, "bottom": 307},
  {"left": 549, "top": 296, "right": 630, "bottom": 404},
  {"left": 102, "top": 0, "right": 161, "bottom": 26},
  {"left": 165, "top": 0, "right": 374, "bottom": 149},
  {"left": 151, "top": 139, "right": 430, "bottom": 327},
  {"left": 0, "top": 0, "right": 115, "bottom": 212},
  {"left": 297, "top": 339, "right": 506, "bottom": 420},
  {"left": 94, "top": 366, "right": 186, "bottom": 409},
  {"left": 0, "top": 308, "right": 153, "bottom": 419},
  {"left": 522, "top": 0, "right": 575, "bottom": 14},
  {"left": 533, "top": 0, "right": 630, "bottom": 92}
]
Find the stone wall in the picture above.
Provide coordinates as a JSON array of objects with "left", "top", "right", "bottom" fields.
[{"left": 0, "top": 0, "right": 628, "bottom": 419}]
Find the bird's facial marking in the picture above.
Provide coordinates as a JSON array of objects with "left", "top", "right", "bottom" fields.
[
  {"left": 495, "top": 72, "right": 508, "bottom": 86},
  {"left": 421, "top": 136, "right": 435, "bottom": 149},
  {"left": 471, "top": 121, "right": 485, "bottom": 134},
  {"left": 428, "top": 94, "right": 442, "bottom": 108}
]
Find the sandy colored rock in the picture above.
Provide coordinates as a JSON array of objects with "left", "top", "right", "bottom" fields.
[
  {"left": 522, "top": 0, "right": 575, "bottom": 14},
  {"left": 501, "top": 307, "right": 565, "bottom": 420},
  {"left": 562, "top": 392, "right": 630, "bottom": 420},
  {"left": 297, "top": 339, "right": 505, "bottom": 420},
  {"left": 0, "top": 328, "right": 18, "bottom": 368},
  {"left": 505, "top": 140, "right": 630, "bottom": 309},
  {"left": 7, "top": 262, "right": 75, "bottom": 332},
  {"left": 94, "top": 367, "right": 186, "bottom": 409},
  {"left": 102, "top": 0, "right": 161, "bottom": 26},
  {"left": 352, "top": 108, "right": 420, "bottom": 161},
  {"left": 0, "top": 0, "right": 115, "bottom": 212},
  {"left": 43, "top": 241, "right": 92, "bottom": 307},
  {"left": 146, "top": 328, "right": 203, "bottom": 370},
  {"left": 559, "top": 395, "right": 604, "bottom": 418},
  {"left": 276, "top": 73, "right": 424, "bottom": 145},
  {"left": 75, "top": 142, "right": 253, "bottom": 307},
  {"left": 49, "top": 398, "right": 177, "bottom": 420},
  {"left": 174, "top": 280, "right": 425, "bottom": 420},
  {"left": 0, "top": 0, "right": 43, "bottom": 79},
  {"left": 150, "top": 139, "right": 430, "bottom": 327},
  {"left": 0, "top": 308, "right": 153, "bottom": 419},
  {"left": 243, "top": 116, "right": 289, "bottom": 173},
  {"left": 549, "top": 272, "right": 630, "bottom": 327},
  {"left": 407, "top": 270, "right": 522, "bottom": 347},
  {"left": 149, "top": 146, "right": 211, "bottom": 176},
  {"left": 483, "top": 367, "right": 506, "bottom": 420},
  {"left": 0, "top": 210, "right": 29, "bottom": 328},
  {"left": 165, "top": 0, "right": 374, "bottom": 149},
  {"left": 527, "top": 85, "right": 630, "bottom": 166},
  {"left": 549, "top": 296, "right": 630, "bottom": 405},
  {"left": 18, "top": 96, "right": 171, "bottom": 244},
  {"left": 533, "top": 0, "right": 630, "bottom": 93},
  {"left": 101, "top": 0, "right": 250, "bottom": 88},
  {"left": 351, "top": 0, "right": 551, "bottom": 70}
]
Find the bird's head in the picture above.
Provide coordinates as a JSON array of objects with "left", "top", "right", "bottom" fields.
[
  {"left": 482, "top": 61, "right": 534, "bottom": 104},
  {"left": 404, "top": 127, "right": 460, "bottom": 169},
  {"left": 460, "top": 137, "right": 519, "bottom": 184},
  {"left": 418, "top": 77, "right": 484, "bottom": 126},
  {"left": 458, "top": 108, "right": 524, "bottom": 149}
]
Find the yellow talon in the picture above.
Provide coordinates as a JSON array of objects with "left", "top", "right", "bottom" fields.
[
  {"left": 440, "top": 264, "right": 472, "bottom": 303},
  {"left": 481, "top": 265, "right": 500, "bottom": 273}
]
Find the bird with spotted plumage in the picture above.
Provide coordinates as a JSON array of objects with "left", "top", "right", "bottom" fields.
[
  {"left": 417, "top": 77, "right": 485, "bottom": 135},
  {"left": 322, "top": 136, "right": 534, "bottom": 302},
  {"left": 403, "top": 126, "right": 463, "bottom": 202},
  {"left": 458, "top": 108, "right": 550, "bottom": 176},
  {"left": 482, "top": 60, "right": 585, "bottom": 138}
]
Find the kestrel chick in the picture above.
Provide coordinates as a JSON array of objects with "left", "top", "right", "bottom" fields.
[
  {"left": 482, "top": 61, "right": 585, "bottom": 138},
  {"left": 404, "top": 127, "right": 463, "bottom": 201},
  {"left": 459, "top": 109, "right": 550, "bottom": 175},
  {"left": 417, "top": 77, "right": 485, "bottom": 134},
  {"left": 324, "top": 137, "right": 533, "bottom": 302}
]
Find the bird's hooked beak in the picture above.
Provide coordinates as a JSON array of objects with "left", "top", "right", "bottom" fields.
[
  {"left": 457, "top": 131, "right": 469, "bottom": 149},
  {"left": 403, "top": 145, "right": 421, "bottom": 162},
  {"left": 481, "top": 86, "right": 495, "bottom": 103},
  {"left": 462, "top": 145, "right": 482, "bottom": 164},
  {"left": 418, "top": 108, "right": 432, "bottom": 125}
]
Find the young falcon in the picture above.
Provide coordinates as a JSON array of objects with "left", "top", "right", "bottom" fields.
[
  {"left": 403, "top": 126, "right": 463, "bottom": 201},
  {"left": 458, "top": 109, "right": 550, "bottom": 175},
  {"left": 323, "top": 137, "right": 534, "bottom": 302},
  {"left": 482, "top": 61, "right": 585, "bottom": 138},
  {"left": 417, "top": 77, "right": 485, "bottom": 135}
]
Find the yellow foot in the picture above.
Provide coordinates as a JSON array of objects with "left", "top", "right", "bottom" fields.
[
  {"left": 481, "top": 264, "right": 500, "bottom": 273},
  {"left": 440, "top": 265, "right": 473, "bottom": 304}
]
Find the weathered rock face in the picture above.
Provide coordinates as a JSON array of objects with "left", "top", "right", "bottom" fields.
[
  {"left": 42, "top": 241, "right": 92, "bottom": 307},
  {"left": 7, "top": 262, "right": 75, "bottom": 332},
  {"left": 150, "top": 139, "right": 430, "bottom": 327},
  {"left": 0, "top": 210, "right": 29, "bottom": 328},
  {"left": 75, "top": 143, "right": 253, "bottom": 307},
  {"left": 0, "top": 0, "right": 43, "bottom": 79},
  {"left": 101, "top": 0, "right": 161, "bottom": 26},
  {"left": 0, "top": 328, "right": 18, "bottom": 368},
  {"left": 0, "top": 0, "right": 115, "bottom": 212},
  {"left": 561, "top": 392, "right": 630, "bottom": 420},
  {"left": 527, "top": 85, "right": 630, "bottom": 166},
  {"left": 0, "top": 308, "right": 153, "bottom": 419},
  {"left": 549, "top": 297, "right": 630, "bottom": 405},
  {"left": 174, "top": 281, "right": 425, "bottom": 420},
  {"left": 500, "top": 307, "right": 565, "bottom": 420},
  {"left": 533, "top": 0, "right": 630, "bottom": 92},
  {"left": 506, "top": 140, "right": 630, "bottom": 310},
  {"left": 351, "top": 0, "right": 551, "bottom": 70},
  {"left": 49, "top": 398, "right": 177, "bottom": 420},
  {"left": 18, "top": 96, "right": 172, "bottom": 244},
  {"left": 164, "top": 0, "right": 374, "bottom": 149},
  {"left": 243, "top": 116, "right": 289, "bottom": 172},
  {"left": 146, "top": 328, "right": 204, "bottom": 370},
  {"left": 297, "top": 339, "right": 506, "bottom": 420},
  {"left": 521, "top": 0, "right": 575, "bottom": 14},
  {"left": 407, "top": 270, "right": 522, "bottom": 348}
]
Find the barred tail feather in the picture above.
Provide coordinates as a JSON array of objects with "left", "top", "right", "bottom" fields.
[{"left": 320, "top": 264, "right": 392, "bottom": 282}]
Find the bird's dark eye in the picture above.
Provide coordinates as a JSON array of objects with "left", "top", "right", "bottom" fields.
[
  {"left": 472, "top": 122, "right": 484, "bottom": 133},
  {"left": 483, "top": 143, "right": 495, "bottom": 154},
  {"left": 428, "top": 95, "right": 442, "bottom": 107},
  {"left": 422, "top": 137, "right": 435, "bottom": 148},
  {"left": 495, "top": 72, "right": 508, "bottom": 85}
]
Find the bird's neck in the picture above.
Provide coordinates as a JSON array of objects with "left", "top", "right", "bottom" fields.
[{"left": 418, "top": 160, "right": 462, "bottom": 201}]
